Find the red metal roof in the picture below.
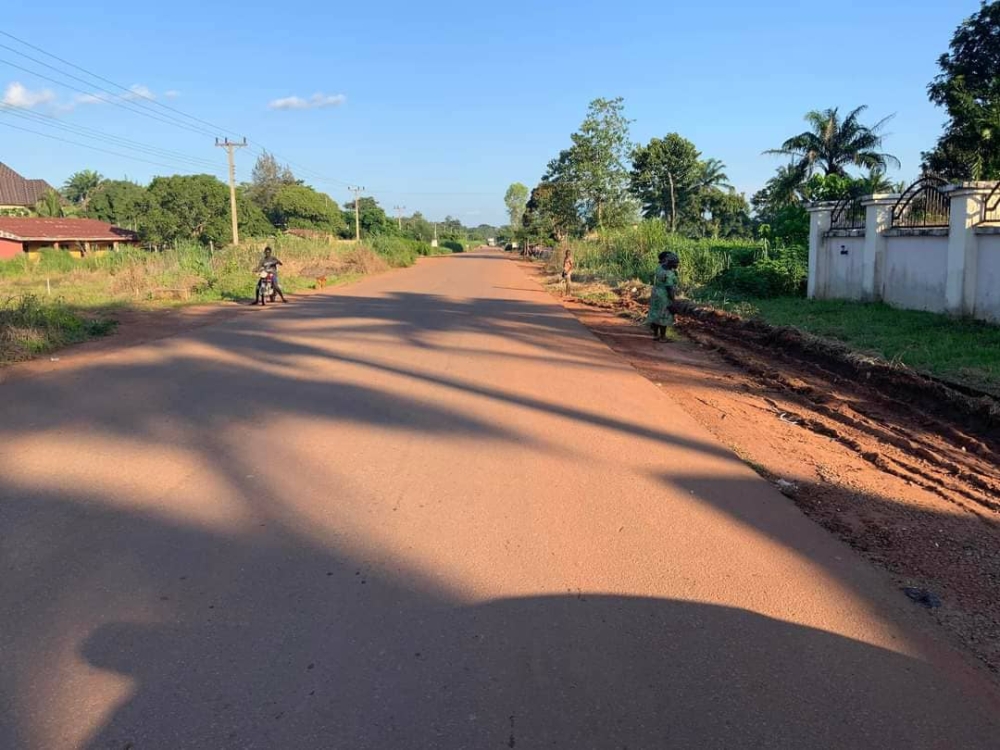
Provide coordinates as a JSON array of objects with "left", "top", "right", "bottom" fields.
[
  {"left": 0, "top": 217, "right": 138, "bottom": 242},
  {"left": 0, "top": 162, "right": 54, "bottom": 207}
]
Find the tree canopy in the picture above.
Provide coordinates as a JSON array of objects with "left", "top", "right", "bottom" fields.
[
  {"left": 504, "top": 183, "right": 529, "bottom": 229},
  {"left": 923, "top": 1, "right": 1000, "bottom": 179},
  {"left": 342, "top": 196, "right": 394, "bottom": 238},
  {"left": 62, "top": 170, "right": 104, "bottom": 207},
  {"left": 144, "top": 174, "right": 272, "bottom": 246},
  {"left": 85, "top": 180, "right": 148, "bottom": 228},
  {"left": 546, "top": 97, "right": 634, "bottom": 230},
  {"left": 766, "top": 106, "right": 899, "bottom": 181},
  {"left": 270, "top": 184, "right": 345, "bottom": 234}
]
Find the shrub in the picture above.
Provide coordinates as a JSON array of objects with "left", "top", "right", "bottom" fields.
[
  {"left": 0, "top": 294, "right": 113, "bottom": 362},
  {"left": 441, "top": 240, "right": 465, "bottom": 253}
]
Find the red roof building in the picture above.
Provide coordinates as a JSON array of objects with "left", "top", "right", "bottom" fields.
[
  {"left": 0, "top": 217, "right": 139, "bottom": 259},
  {"left": 0, "top": 162, "right": 55, "bottom": 209}
]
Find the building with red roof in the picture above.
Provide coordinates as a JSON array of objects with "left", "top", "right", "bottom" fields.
[
  {"left": 0, "top": 162, "right": 55, "bottom": 212},
  {"left": 0, "top": 217, "right": 139, "bottom": 259}
]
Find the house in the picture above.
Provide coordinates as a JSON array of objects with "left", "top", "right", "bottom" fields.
[
  {"left": 0, "top": 162, "right": 55, "bottom": 213},
  {"left": 0, "top": 217, "right": 139, "bottom": 259}
]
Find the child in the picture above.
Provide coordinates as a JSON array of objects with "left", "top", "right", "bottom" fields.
[
  {"left": 646, "top": 251, "right": 679, "bottom": 342},
  {"left": 561, "top": 247, "right": 574, "bottom": 296}
]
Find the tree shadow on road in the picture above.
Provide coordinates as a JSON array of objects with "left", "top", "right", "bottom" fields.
[
  {"left": 3, "top": 276, "right": 999, "bottom": 748},
  {"left": 2, "top": 485, "right": 997, "bottom": 749}
]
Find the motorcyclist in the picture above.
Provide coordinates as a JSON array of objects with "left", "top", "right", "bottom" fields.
[{"left": 257, "top": 246, "right": 287, "bottom": 303}]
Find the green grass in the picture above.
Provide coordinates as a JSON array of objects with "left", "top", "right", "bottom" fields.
[
  {"left": 0, "top": 295, "right": 116, "bottom": 363},
  {"left": 0, "top": 234, "right": 435, "bottom": 311},
  {"left": 731, "top": 298, "right": 1000, "bottom": 391}
]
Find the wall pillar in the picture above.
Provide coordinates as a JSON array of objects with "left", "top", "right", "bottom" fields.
[
  {"left": 861, "top": 194, "right": 898, "bottom": 302},
  {"left": 943, "top": 183, "right": 991, "bottom": 315},
  {"left": 806, "top": 202, "right": 835, "bottom": 299}
]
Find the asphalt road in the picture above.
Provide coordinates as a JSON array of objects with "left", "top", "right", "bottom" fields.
[{"left": 2, "top": 251, "right": 998, "bottom": 749}]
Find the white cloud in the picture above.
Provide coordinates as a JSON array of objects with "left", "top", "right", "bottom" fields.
[
  {"left": 72, "top": 84, "right": 158, "bottom": 108},
  {"left": 1, "top": 82, "right": 56, "bottom": 109},
  {"left": 268, "top": 92, "right": 346, "bottom": 111},
  {"left": 126, "top": 84, "right": 154, "bottom": 101},
  {"left": 164, "top": 90, "right": 180, "bottom": 99}
]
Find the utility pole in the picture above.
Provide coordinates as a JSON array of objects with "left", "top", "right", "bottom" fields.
[
  {"left": 215, "top": 137, "right": 247, "bottom": 245},
  {"left": 393, "top": 205, "right": 406, "bottom": 231},
  {"left": 348, "top": 185, "right": 365, "bottom": 242}
]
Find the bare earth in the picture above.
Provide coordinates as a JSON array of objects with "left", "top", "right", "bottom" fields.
[{"left": 2, "top": 250, "right": 999, "bottom": 749}]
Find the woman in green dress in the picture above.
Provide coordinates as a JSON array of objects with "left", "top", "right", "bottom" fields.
[{"left": 646, "top": 251, "right": 679, "bottom": 342}]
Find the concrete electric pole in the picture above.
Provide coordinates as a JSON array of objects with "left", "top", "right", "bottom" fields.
[
  {"left": 215, "top": 137, "right": 247, "bottom": 246},
  {"left": 394, "top": 205, "right": 406, "bottom": 231},
  {"left": 348, "top": 185, "right": 365, "bottom": 242}
]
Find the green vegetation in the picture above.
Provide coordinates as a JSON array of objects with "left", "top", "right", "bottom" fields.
[
  {"left": 0, "top": 235, "right": 441, "bottom": 308},
  {"left": 50, "top": 151, "right": 497, "bottom": 249},
  {"left": 724, "top": 298, "right": 1000, "bottom": 391},
  {"left": 562, "top": 222, "right": 804, "bottom": 299},
  {"left": 0, "top": 295, "right": 115, "bottom": 363},
  {"left": 924, "top": 1, "right": 1000, "bottom": 179},
  {"left": 0, "top": 233, "right": 456, "bottom": 363}
]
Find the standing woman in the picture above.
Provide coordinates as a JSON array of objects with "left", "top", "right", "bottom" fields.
[{"left": 646, "top": 251, "right": 679, "bottom": 342}]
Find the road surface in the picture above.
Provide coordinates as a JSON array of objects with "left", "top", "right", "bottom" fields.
[{"left": 2, "top": 251, "right": 998, "bottom": 749}]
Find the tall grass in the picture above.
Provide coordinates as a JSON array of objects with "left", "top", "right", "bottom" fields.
[
  {"left": 0, "top": 234, "right": 430, "bottom": 308},
  {"left": 560, "top": 221, "right": 806, "bottom": 298}
]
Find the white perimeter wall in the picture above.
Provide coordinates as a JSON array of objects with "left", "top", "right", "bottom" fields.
[
  {"left": 816, "top": 235, "right": 865, "bottom": 300},
  {"left": 975, "top": 233, "right": 1000, "bottom": 322},
  {"left": 883, "top": 235, "right": 949, "bottom": 313}
]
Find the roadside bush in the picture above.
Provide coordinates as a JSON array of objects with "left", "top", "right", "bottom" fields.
[
  {"left": 441, "top": 240, "right": 465, "bottom": 253},
  {"left": 710, "top": 245, "right": 808, "bottom": 298},
  {"left": 564, "top": 221, "right": 767, "bottom": 292},
  {"left": 0, "top": 294, "right": 113, "bottom": 362}
]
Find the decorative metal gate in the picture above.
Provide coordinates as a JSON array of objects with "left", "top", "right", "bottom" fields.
[{"left": 891, "top": 176, "right": 950, "bottom": 229}]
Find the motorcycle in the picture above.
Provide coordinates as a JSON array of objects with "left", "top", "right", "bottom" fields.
[{"left": 255, "top": 269, "right": 276, "bottom": 305}]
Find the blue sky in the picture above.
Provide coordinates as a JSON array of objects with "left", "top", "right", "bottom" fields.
[{"left": 0, "top": 0, "right": 980, "bottom": 226}]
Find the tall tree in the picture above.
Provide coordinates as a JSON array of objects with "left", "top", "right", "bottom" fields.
[
  {"left": 246, "top": 151, "right": 298, "bottom": 214},
  {"left": 696, "top": 158, "right": 733, "bottom": 193},
  {"left": 341, "top": 196, "right": 394, "bottom": 238},
  {"left": 62, "top": 170, "right": 104, "bottom": 207},
  {"left": 144, "top": 174, "right": 273, "bottom": 246},
  {"left": 270, "top": 184, "right": 345, "bottom": 234},
  {"left": 85, "top": 180, "right": 148, "bottom": 229},
  {"left": 504, "top": 183, "right": 529, "bottom": 229},
  {"left": 522, "top": 179, "right": 582, "bottom": 242},
  {"left": 698, "top": 189, "right": 752, "bottom": 239},
  {"left": 766, "top": 106, "right": 900, "bottom": 179},
  {"left": 629, "top": 134, "right": 703, "bottom": 231},
  {"left": 549, "top": 97, "right": 633, "bottom": 230},
  {"left": 923, "top": 1, "right": 1000, "bottom": 179}
]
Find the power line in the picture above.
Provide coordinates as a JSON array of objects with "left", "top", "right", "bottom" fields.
[
  {"left": 0, "top": 30, "right": 242, "bottom": 138},
  {"left": 0, "top": 106, "right": 222, "bottom": 171},
  {"left": 0, "top": 40, "right": 219, "bottom": 137},
  {"left": 0, "top": 119, "right": 195, "bottom": 171},
  {"left": 0, "top": 33, "right": 503, "bottom": 203},
  {"left": 0, "top": 56, "right": 219, "bottom": 138}
]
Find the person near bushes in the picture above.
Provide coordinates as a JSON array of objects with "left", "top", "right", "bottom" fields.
[
  {"left": 646, "top": 251, "right": 679, "bottom": 342},
  {"left": 561, "top": 247, "right": 574, "bottom": 296},
  {"left": 258, "top": 246, "right": 288, "bottom": 303}
]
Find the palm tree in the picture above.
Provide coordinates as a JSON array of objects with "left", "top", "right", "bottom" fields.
[
  {"left": 34, "top": 189, "right": 66, "bottom": 218},
  {"left": 696, "top": 158, "right": 733, "bottom": 192},
  {"left": 765, "top": 106, "right": 900, "bottom": 178},
  {"left": 62, "top": 170, "right": 104, "bottom": 208}
]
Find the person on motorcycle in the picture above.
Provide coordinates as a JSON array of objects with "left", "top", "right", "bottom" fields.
[{"left": 258, "top": 246, "right": 287, "bottom": 303}]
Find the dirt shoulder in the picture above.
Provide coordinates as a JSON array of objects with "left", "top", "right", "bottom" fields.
[{"left": 527, "top": 262, "right": 1000, "bottom": 680}]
